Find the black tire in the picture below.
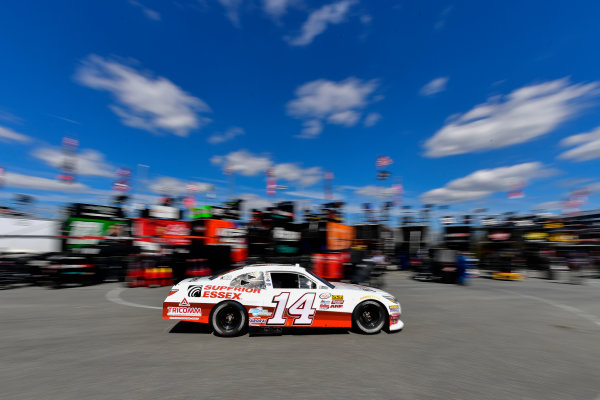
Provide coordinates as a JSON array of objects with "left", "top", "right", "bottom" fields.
[
  {"left": 352, "top": 300, "right": 387, "bottom": 334},
  {"left": 210, "top": 301, "right": 247, "bottom": 337}
]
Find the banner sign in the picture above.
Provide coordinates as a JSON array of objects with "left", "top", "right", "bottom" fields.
[
  {"left": 68, "top": 203, "right": 124, "bottom": 219},
  {"left": 64, "top": 218, "right": 129, "bottom": 248},
  {"left": 326, "top": 222, "right": 355, "bottom": 250},
  {"left": 203, "top": 219, "right": 247, "bottom": 262},
  {"left": 148, "top": 205, "right": 181, "bottom": 220},
  {"left": 134, "top": 218, "right": 191, "bottom": 246}
]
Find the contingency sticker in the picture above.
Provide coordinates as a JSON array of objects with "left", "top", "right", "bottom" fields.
[{"left": 167, "top": 306, "right": 202, "bottom": 319}]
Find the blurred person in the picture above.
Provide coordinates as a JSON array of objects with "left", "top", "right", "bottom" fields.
[
  {"left": 592, "top": 251, "right": 600, "bottom": 278},
  {"left": 366, "top": 250, "right": 387, "bottom": 288},
  {"left": 456, "top": 251, "right": 469, "bottom": 285},
  {"left": 367, "top": 250, "right": 386, "bottom": 265},
  {"left": 537, "top": 249, "right": 551, "bottom": 278},
  {"left": 568, "top": 250, "right": 587, "bottom": 284},
  {"left": 351, "top": 250, "right": 386, "bottom": 287}
]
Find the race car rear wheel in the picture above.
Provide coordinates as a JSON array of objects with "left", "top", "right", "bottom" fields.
[
  {"left": 352, "top": 300, "right": 386, "bottom": 334},
  {"left": 211, "top": 301, "right": 247, "bottom": 337}
]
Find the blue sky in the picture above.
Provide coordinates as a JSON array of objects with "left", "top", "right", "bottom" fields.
[{"left": 1, "top": 0, "right": 600, "bottom": 221}]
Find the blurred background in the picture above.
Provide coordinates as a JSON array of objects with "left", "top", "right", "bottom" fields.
[{"left": 2, "top": 1, "right": 600, "bottom": 399}]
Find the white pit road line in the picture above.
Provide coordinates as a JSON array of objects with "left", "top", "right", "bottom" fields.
[
  {"left": 106, "top": 287, "right": 161, "bottom": 310},
  {"left": 105, "top": 284, "right": 600, "bottom": 327},
  {"left": 103, "top": 283, "right": 600, "bottom": 399},
  {"left": 499, "top": 288, "right": 600, "bottom": 328},
  {"left": 104, "top": 285, "right": 600, "bottom": 326}
]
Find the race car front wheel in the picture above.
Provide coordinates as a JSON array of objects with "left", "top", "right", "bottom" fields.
[
  {"left": 352, "top": 300, "right": 386, "bottom": 334},
  {"left": 211, "top": 301, "right": 247, "bottom": 337}
]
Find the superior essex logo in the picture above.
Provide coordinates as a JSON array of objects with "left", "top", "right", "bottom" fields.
[
  {"left": 188, "top": 286, "right": 203, "bottom": 297},
  {"left": 202, "top": 285, "right": 261, "bottom": 299}
]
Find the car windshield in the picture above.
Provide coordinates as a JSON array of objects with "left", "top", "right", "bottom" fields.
[
  {"left": 208, "top": 267, "right": 243, "bottom": 280},
  {"left": 306, "top": 269, "right": 334, "bottom": 289}
]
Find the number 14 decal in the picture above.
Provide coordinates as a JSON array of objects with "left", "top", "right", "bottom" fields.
[{"left": 266, "top": 292, "right": 316, "bottom": 326}]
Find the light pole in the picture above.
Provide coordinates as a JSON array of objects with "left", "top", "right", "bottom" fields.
[{"left": 133, "top": 164, "right": 149, "bottom": 209}]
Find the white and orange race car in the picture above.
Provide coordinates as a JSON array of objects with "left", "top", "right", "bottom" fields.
[{"left": 163, "top": 264, "right": 403, "bottom": 336}]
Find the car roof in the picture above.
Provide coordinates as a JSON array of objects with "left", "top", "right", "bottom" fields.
[{"left": 239, "top": 264, "right": 308, "bottom": 273}]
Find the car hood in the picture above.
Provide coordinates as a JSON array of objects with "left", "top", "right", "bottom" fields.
[
  {"left": 176, "top": 276, "right": 212, "bottom": 287},
  {"left": 330, "top": 282, "right": 390, "bottom": 296}
]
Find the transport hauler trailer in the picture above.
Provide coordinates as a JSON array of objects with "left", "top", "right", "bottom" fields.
[
  {"left": 0, "top": 216, "right": 61, "bottom": 253},
  {"left": 46, "top": 203, "right": 135, "bottom": 286}
]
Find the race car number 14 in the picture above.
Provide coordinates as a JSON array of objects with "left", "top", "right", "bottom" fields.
[{"left": 266, "top": 292, "right": 316, "bottom": 326}]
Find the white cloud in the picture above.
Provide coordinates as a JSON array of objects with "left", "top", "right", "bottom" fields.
[
  {"left": 148, "top": 176, "right": 214, "bottom": 194},
  {"left": 535, "top": 201, "right": 563, "bottom": 211},
  {"left": 296, "top": 120, "right": 323, "bottom": 139},
  {"left": 421, "top": 162, "right": 553, "bottom": 204},
  {"left": 587, "top": 182, "right": 600, "bottom": 194},
  {"left": 286, "top": 0, "right": 357, "bottom": 46},
  {"left": 355, "top": 185, "right": 395, "bottom": 198},
  {"left": 286, "top": 190, "right": 342, "bottom": 200},
  {"left": 211, "top": 150, "right": 323, "bottom": 186},
  {"left": 360, "top": 14, "right": 372, "bottom": 24},
  {"left": 533, "top": 181, "right": 600, "bottom": 212},
  {"left": 32, "top": 146, "right": 115, "bottom": 178},
  {"left": 0, "top": 126, "right": 31, "bottom": 143},
  {"left": 327, "top": 110, "right": 361, "bottom": 126},
  {"left": 3, "top": 172, "right": 88, "bottom": 192},
  {"left": 287, "top": 78, "right": 376, "bottom": 118},
  {"left": 273, "top": 163, "right": 322, "bottom": 186},
  {"left": 129, "top": 0, "right": 161, "bottom": 21},
  {"left": 363, "top": 112, "right": 381, "bottom": 127},
  {"left": 559, "top": 126, "right": 600, "bottom": 161},
  {"left": 49, "top": 114, "right": 80, "bottom": 125},
  {"left": 557, "top": 177, "right": 595, "bottom": 188},
  {"left": 239, "top": 193, "right": 273, "bottom": 214},
  {"left": 207, "top": 127, "right": 245, "bottom": 144},
  {"left": 211, "top": 150, "right": 271, "bottom": 176},
  {"left": 0, "top": 110, "right": 22, "bottom": 124},
  {"left": 419, "top": 76, "right": 449, "bottom": 96},
  {"left": 424, "top": 78, "right": 599, "bottom": 157},
  {"left": 75, "top": 55, "right": 211, "bottom": 136},
  {"left": 262, "top": 0, "right": 295, "bottom": 18},
  {"left": 344, "top": 204, "right": 365, "bottom": 215},
  {"left": 434, "top": 6, "right": 452, "bottom": 31},
  {"left": 219, "top": 0, "right": 243, "bottom": 27},
  {"left": 287, "top": 77, "right": 379, "bottom": 137}
]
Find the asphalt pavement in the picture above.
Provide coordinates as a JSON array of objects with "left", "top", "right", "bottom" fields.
[{"left": 1, "top": 272, "right": 600, "bottom": 400}]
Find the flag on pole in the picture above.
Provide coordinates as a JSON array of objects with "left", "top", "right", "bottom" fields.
[
  {"left": 183, "top": 195, "right": 195, "bottom": 209},
  {"left": 507, "top": 190, "right": 524, "bottom": 199},
  {"left": 62, "top": 137, "right": 79, "bottom": 149},
  {"left": 266, "top": 168, "right": 276, "bottom": 196},
  {"left": 115, "top": 168, "right": 131, "bottom": 177},
  {"left": 377, "top": 171, "right": 391, "bottom": 180},
  {"left": 393, "top": 183, "right": 403, "bottom": 206},
  {"left": 112, "top": 167, "right": 131, "bottom": 191},
  {"left": 563, "top": 188, "right": 590, "bottom": 211},
  {"left": 58, "top": 136, "right": 78, "bottom": 183},
  {"left": 186, "top": 183, "right": 199, "bottom": 193},
  {"left": 376, "top": 155, "right": 393, "bottom": 168},
  {"left": 324, "top": 171, "right": 334, "bottom": 200},
  {"left": 112, "top": 181, "right": 130, "bottom": 191},
  {"left": 507, "top": 182, "right": 526, "bottom": 199}
]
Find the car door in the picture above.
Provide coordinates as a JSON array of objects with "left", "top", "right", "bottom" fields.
[{"left": 263, "top": 271, "right": 321, "bottom": 327}]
